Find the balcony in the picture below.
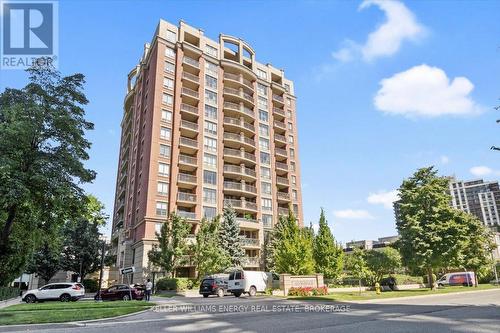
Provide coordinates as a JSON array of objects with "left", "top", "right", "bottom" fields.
[
  {"left": 274, "top": 133, "right": 287, "bottom": 145},
  {"left": 223, "top": 101, "right": 255, "bottom": 120},
  {"left": 224, "top": 199, "right": 257, "bottom": 213},
  {"left": 179, "top": 154, "right": 197, "bottom": 171},
  {"left": 274, "top": 120, "right": 286, "bottom": 132},
  {"left": 223, "top": 132, "right": 255, "bottom": 151},
  {"left": 223, "top": 148, "right": 256, "bottom": 166},
  {"left": 276, "top": 176, "right": 289, "bottom": 186},
  {"left": 277, "top": 191, "right": 290, "bottom": 202},
  {"left": 223, "top": 72, "right": 254, "bottom": 91},
  {"left": 178, "top": 173, "right": 197, "bottom": 189},
  {"left": 273, "top": 107, "right": 286, "bottom": 119},
  {"left": 179, "top": 137, "right": 198, "bottom": 154},
  {"left": 242, "top": 256, "right": 260, "bottom": 267},
  {"left": 182, "top": 56, "right": 200, "bottom": 73},
  {"left": 223, "top": 87, "right": 254, "bottom": 106},
  {"left": 180, "top": 120, "right": 198, "bottom": 138},
  {"left": 275, "top": 147, "right": 288, "bottom": 161},
  {"left": 223, "top": 116, "right": 255, "bottom": 135},
  {"left": 223, "top": 164, "right": 256, "bottom": 181},
  {"left": 272, "top": 94, "right": 285, "bottom": 106},
  {"left": 181, "top": 87, "right": 199, "bottom": 103},
  {"left": 278, "top": 207, "right": 289, "bottom": 216},
  {"left": 180, "top": 103, "right": 199, "bottom": 117},
  {"left": 223, "top": 181, "right": 257, "bottom": 197},
  {"left": 177, "top": 192, "right": 197, "bottom": 206},
  {"left": 178, "top": 211, "right": 197, "bottom": 220},
  {"left": 241, "top": 237, "right": 260, "bottom": 247},
  {"left": 181, "top": 72, "right": 200, "bottom": 90}
]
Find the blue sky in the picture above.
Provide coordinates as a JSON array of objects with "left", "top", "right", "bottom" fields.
[{"left": 1, "top": 0, "right": 500, "bottom": 244}]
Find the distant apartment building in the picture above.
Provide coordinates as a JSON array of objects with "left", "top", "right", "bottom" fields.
[
  {"left": 344, "top": 235, "right": 400, "bottom": 254},
  {"left": 109, "top": 20, "right": 303, "bottom": 282}
]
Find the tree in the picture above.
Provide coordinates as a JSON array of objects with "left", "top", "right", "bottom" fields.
[
  {"left": 269, "top": 211, "right": 315, "bottom": 275},
  {"left": 345, "top": 248, "right": 372, "bottom": 294},
  {"left": 365, "top": 247, "right": 402, "bottom": 284},
  {"left": 191, "top": 217, "right": 230, "bottom": 280},
  {"left": 219, "top": 206, "right": 245, "bottom": 267},
  {"left": 26, "top": 241, "right": 61, "bottom": 285},
  {"left": 60, "top": 195, "right": 107, "bottom": 280},
  {"left": 0, "top": 63, "right": 95, "bottom": 285},
  {"left": 148, "top": 212, "right": 190, "bottom": 277},
  {"left": 397, "top": 167, "right": 467, "bottom": 289},
  {"left": 313, "top": 209, "right": 344, "bottom": 280}
]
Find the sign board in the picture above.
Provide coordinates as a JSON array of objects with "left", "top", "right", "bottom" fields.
[{"left": 120, "top": 267, "right": 135, "bottom": 275}]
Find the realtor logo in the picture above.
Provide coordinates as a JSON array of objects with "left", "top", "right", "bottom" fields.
[{"left": 1, "top": 0, "right": 58, "bottom": 69}]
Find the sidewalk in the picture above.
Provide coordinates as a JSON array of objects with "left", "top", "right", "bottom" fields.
[{"left": 0, "top": 297, "right": 22, "bottom": 309}]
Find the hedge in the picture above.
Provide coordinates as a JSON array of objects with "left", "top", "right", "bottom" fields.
[
  {"left": 0, "top": 287, "right": 19, "bottom": 301},
  {"left": 288, "top": 287, "right": 328, "bottom": 296},
  {"left": 82, "top": 279, "right": 99, "bottom": 293},
  {"left": 156, "top": 278, "right": 198, "bottom": 291}
]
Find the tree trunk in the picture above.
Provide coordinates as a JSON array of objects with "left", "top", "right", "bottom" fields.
[
  {"left": 427, "top": 267, "right": 436, "bottom": 290},
  {"left": 474, "top": 270, "right": 478, "bottom": 287},
  {"left": 0, "top": 205, "right": 17, "bottom": 250},
  {"left": 358, "top": 279, "right": 362, "bottom": 295}
]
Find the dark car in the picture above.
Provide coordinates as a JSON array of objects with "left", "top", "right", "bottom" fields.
[
  {"left": 95, "top": 284, "right": 144, "bottom": 301},
  {"left": 199, "top": 277, "right": 229, "bottom": 298}
]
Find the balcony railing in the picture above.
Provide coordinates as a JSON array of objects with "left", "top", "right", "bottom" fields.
[
  {"left": 278, "top": 207, "right": 289, "bottom": 216},
  {"left": 274, "top": 133, "right": 287, "bottom": 143},
  {"left": 276, "top": 176, "right": 289, "bottom": 185},
  {"left": 277, "top": 192, "right": 290, "bottom": 200},
  {"left": 223, "top": 133, "right": 256, "bottom": 147},
  {"left": 182, "top": 71, "right": 199, "bottom": 83},
  {"left": 179, "top": 154, "right": 197, "bottom": 166},
  {"left": 180, "top": 120, "right": 198, "bottom": 131},
  {"left": 178, "top": 211, "right": 196, "bottom": 219},
  {"left": 223, "top": 148, "right": 256, "bottom": 162},
  {"left": 223, "top": 87, "right": 254, "bottom": 104},
  {"left": 180, "top": 103, "right": 199, "bottom": 115},
  {"left": 178, "top": 173, "right": 197, "bottom": 183},
  {"left": 223, "top": 181, "right": 257, "bottom": 194},
  {"left": 181, "top": 87, "right": 199, "bottom": 99},
  {"left": 179, "top": 137, "right": 198, "bottom": 148},
  {"left": 273, "top": 94, "right": 284, "bottom": 103},
  {"left": 274, "top": 120, "right": 286, "bottom": 130},
  {"left": 183, "top": 56, "right": 199, "bottom": 68},
  {"left": 224, "top": 199, "right": 257, "bottom": 211},
  {"left": 223, "top": 164, "right": 256, "bottom": 178},
  {"left": 276, "top": 161, "right": 288, "bottom": 171},
  {"left": 178, "top": 192, "right": 197, "bottom": 203},
  {"left": 275, "top": 147, "right": 287, "bottom": 157},
  {"left": 223, "top": 101, "right": 254, "bottom": 118},
  {"left": 236, "top": 217, "right": 258, "bottom": 224},
  {"left": 241, "top": 237, "right": 259, "bottom": 247},
  {"left": 273, "top": 107, "right": 285, "bottom": 117},
  {"left": 242, "top": 257, "right": 260, "bottom": 266}
]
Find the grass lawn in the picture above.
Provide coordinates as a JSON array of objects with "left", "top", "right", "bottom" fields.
[
  {"left": 290, "top": 284, "right": 500, "bottom": 302},
  {"left": 0, "top": 300, "right": 155, "bottom": 326}
]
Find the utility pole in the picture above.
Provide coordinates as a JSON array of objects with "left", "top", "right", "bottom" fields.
[{"left": 96, "top": 238, "right": 106, "bottom": 301}]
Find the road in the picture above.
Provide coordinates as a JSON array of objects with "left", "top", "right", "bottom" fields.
[{"left": 1, "top": 289, "right": 500, "bottom": 333}]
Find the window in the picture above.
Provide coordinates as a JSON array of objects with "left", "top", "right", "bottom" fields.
[
  {"left": 166, "top": 30, "right": 176, "bottom": 42},
  {"left": 205, "top": 75, "right": 217, "bottom": 90},
  {"left": 162, "top": 93, "right": 173, "bottom": 105},
  {"left": 165, "top": 47, "right": 175, "bottom": 58},
  {"left": 288, "top": 135, "right": 294, "bottom": 144},
  {"left": 203, "top": 170, "right": 217, "bottom": 185},
  {"left": 291, "top": 175, "right": 297, "bottom": 185},
  {"left": 203, "top": 188, "right": 216, "bottom": 204},
  {"left": 204, "top": 136, "right": 217, "bottom": 152},
  {"left": 260, "top": 166, "right": 271, "bottom": 179},
  {"left": 158, "top": 163, "right": 170, "bottom": 177},
  {"left": 164, "top": 62, "right": 175, "bottom": 73},
  {"left": 160, "top": 127, "right": 171, "bottom": 140},
  {"left": 157, "top": 182, "right": 169, "bottom": 196},
  {"left": 205, "top": 105, "right": 217, "bottom": 120},
  {"left": 205, "top": 45, "right": 217, "bottom": 57},
  {"left": 288, "top": 122, "right": 293, "bottom": 130},
  {"left": 203, "top": 206, "right": 217, "bottom": 219},
  {"left": 284, "top": 84, "right": 290, "bottom": 92},
  {"left": 205, "top": 90, "right": 217, "bottom": 105},
  {"left": 259, "top": 138, "right": 270, "bottom": 151},
  {"left": 262, "top": 214, "right": 272, "bottom": 227},
  {"left": 290, "top": 148, "right": 295, "bottom": 159},
  {"left": 260, "top": 152, "right": 270, "bottom": 165},
  {"left": 161, "top": 109, "right": 172, "bottom": 122},
  {"left": 204, "top": 153, "right": 217, "bottom": 168},
  {"left": 258, "top": 96, "right": 267, "bottom": 109},
  {"left": 292, "top": 189, "right": 298, "bottom": 200},
  {"left": 156, "top": 202, "right": 168, "bottom": 216},
  {"left": 287, "top": 110, "right": 292, "bottom": 118},
  {"left": 259, "top": 124, "right": 269, "bottom": 137},
  {"left": 257, "top": 83, "right": 267, "bottom": 96},
  {"left": 286, "top": 98, "right": 291, "bottom": 106},
  {"left": 261, "top": 198, "right": 272, "bottom": 211},
  {"left": 259, "top": 110, "right": 268, "bottom": 122},
  {"left": 257, "top": 69, "right": 267, "bottom": 80},
  {"left": 163, "top": 77, "right": 174, "bottom": 89},
  {"left": 205, "top": 62, "right": 218, "bottom": 77},
  {"left": 291, "top": 161, "right": 296, "bottom": 172},
  {"left": 155, "top": 223, "right": 163, "bottom": 234},
  {"left": 261, "top": 182, "right": 272, "bottom": 195},
  {"left": 204, "top": 121, "right": 217, "bottom": 135},
  {"left": 159, "top": 144, "right": 170, "bottom": 158}
]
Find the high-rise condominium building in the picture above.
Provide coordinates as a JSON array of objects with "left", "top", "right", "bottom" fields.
[
  {"left": 109, "top": 20, "right": 303, "bottom": 282},
  {"left": 448, "top": 177, "right": 500, "bottom": 228}
]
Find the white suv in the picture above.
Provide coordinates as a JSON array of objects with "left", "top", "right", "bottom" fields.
[{"left": 22, "top": 283, "right": 85, "bottom": 303}]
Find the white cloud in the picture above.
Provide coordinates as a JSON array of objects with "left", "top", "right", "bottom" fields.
[
  {"left": 333, "top": 209, "right": 374, "bottom": 220},
  {"left": 334, "top": 0, "right": 426, "bottom": 62},
  {"left": 367, "top": 190, "right": 399, "bottom": 209},
  {"left": 469, "top": 166, "right": 500, "bottom": 177},
  {"left": 440, "top": 155, "right": 450, "bottom": 165},
  {"left": 374, "top": 64, "right": 483, "bottom": 118}
]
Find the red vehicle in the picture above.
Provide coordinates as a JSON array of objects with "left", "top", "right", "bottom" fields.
[{"left": 95, "top": 284, "right": 144, "bottom": 301}]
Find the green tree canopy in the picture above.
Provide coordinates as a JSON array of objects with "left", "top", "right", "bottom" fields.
[
  {"left": 219, "top": 206, "right": 244, "bottom": 267},
  {"left": 313, "top": 208, "right": 343, "bottom": 280},
  {"left": 344, "top": 248, "right": 372, "bottom": 293},
  {"left": 365, "top": 247, "right": 402, "bottom": 284}
]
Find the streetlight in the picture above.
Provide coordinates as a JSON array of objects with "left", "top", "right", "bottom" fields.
[{"left": 95, "top": 236, "right": 107, "bottom": 302}]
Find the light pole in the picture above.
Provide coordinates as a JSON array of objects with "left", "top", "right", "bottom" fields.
[
  {"left": 96, "top": 237, "right": 107, "bottom": 302},
  {"left": 492, "top": 253, "right": 499, "bottom": 285}
]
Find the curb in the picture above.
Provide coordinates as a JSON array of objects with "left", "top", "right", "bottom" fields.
[{"left": 0, "top": 305, "right": 154, "bottom": 331}]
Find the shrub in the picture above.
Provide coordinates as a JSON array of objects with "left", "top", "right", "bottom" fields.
[
  {"left": 0, "top": 287, "right": 19, "bottom": 301},
  {"left": 82, "top": 279, "right": 99, "bottom": 292},
  {"left": 422, "top": 274, "right": 437, "bottom": 285},
  {"left": 156, "top": 278, "right": 191, "bottom": 291},
  {"left": 288, "top": 287, "right": 328, "bottom": 296},
  {"left": 311, "top": 286, "right": 328, "bottom": 296}
]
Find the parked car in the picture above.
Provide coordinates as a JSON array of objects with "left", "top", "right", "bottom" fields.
[
  {"left": 228, "top": 270, "right": 271, "bottom": 297},
  {"left": 22, "top": 283, "right": 85, "bottom": 303},
  {"left": 95, "top": 284, "right": 144, "bottom": 301},
  {"left": 199, "top": 276, "right": 229, "bottom": 298},
  {"left": 437, "top": 272, "right": 475, "bottom": 287}
]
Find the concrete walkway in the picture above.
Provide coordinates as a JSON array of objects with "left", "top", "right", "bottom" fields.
[{"left": 0, "top": 297, "right": 22, "bottom": 309}]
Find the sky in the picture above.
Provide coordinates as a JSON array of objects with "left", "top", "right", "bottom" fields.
[{"left": 1, "top": 0, "right": 500, "bottom": 244}]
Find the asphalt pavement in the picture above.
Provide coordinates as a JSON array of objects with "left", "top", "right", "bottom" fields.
[{"left": 1, "top": 288, "right": 499, "bottom": 333}]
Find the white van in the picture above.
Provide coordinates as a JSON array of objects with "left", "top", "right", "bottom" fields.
[
  {"left": 228, "top": 270, "right": 277, "bottom": 297},
  {"left": 437, "top": 272, "right": 475, "bottom": 287}
]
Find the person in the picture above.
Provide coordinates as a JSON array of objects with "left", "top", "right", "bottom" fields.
[{"left": 145, "top": 279, "right": 153, "bottom": 301}]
